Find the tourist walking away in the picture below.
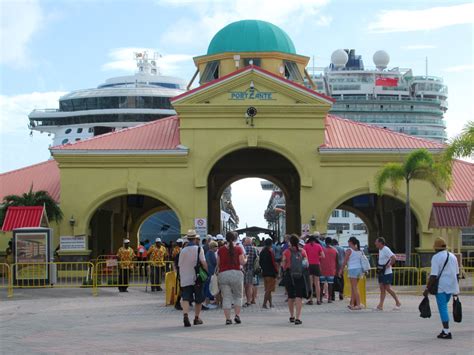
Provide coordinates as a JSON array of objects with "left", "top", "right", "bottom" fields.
[
  {"left": 116, "top": 239, "right": 136, "bottom": 292},
  {"left": 320, "top": 237, "right": 338, "bottom": 303},
  {"left": 178, "top": 230, "right": 208, "bottom": 327},
  {"left": 260, "top": 237, "right": 278, "bottom": 308},
  {"left": 148, "top": 237, "right": 168, "bottom": 291},
  {"left": 375, "top": 237, "right": 401, "bottom": 311},
  {"left": 282, "top": 235, "right": 308, "bottom": 325},
  {"left": 243, "top": 237, "right": 259, "bottom": 306},
  {"left": 332, "top": 239, "right": 345, "bottom": 300},
  {"left": 203, "top": 240, "right": 218, "bottom": 309},
  {"left": 173, "top": 238, "right": 184, "bottom": 310},
  {"left": 217, "top": 231, "right": 247, "bottom": 325},
  {"left": 304, "top": 234, "right": 325, "bottom": 305},
  {"left": 423, "top": 237, "right": 460, "bottom": 339},
  {"left": 340, "top": 236, "right": 363, "bottom": 310}
]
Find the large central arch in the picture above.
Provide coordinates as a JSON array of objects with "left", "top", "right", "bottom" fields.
[{"left": 207, "top": 148, "right": 301, "bottom": 235}]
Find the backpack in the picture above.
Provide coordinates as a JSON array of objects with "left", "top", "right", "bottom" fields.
[
  {"left": 253, "top": 248, "right": 262, "bottom": 275},
  {"left": 289, "top": 248, "right": 303, "bottom": 279}
]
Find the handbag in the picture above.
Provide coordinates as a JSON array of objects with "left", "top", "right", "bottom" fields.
[
  {"left": 428, "top": 252, "right": 449, "bottom": 295},
  {"left": 195, "top": 247, "right": 209, "bottom": 286},
  {"left": 452, "top": 296, "right": 462, "bottom": 323},
  {"left": 333, "top": 276, "right": 342, "bottom": 292},
  {"left": 210, "top": 273, "right": 219, "bottom": 296},
  {"left": 360, "top": 252, "right": 371, "bottom": 273},
  {"left": 253, "top": 249, "right": 262, "bottom": 275},
  {"left": 418, "top": 296, "right": 431, "bottom": 318}
]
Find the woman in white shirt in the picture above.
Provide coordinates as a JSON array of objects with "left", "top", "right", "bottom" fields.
[
  {"left": 423, "top": 237, "right": 459, "bottom": 340},
  {"left": 339, "top": 236, "right": 363, "bottom": 310}
]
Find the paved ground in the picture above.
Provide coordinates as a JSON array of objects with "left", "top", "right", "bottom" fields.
[{"left": 0, "top": 286, "right": 472, "bottom": 354}]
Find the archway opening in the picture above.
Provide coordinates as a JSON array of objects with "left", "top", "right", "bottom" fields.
[
  {"left": 88, "top": 194, "right": 179, "bottom": 257},
  {"left": 326, "top": 193, "right": 419, "bottom": 254},
  {"left": 208, "top": 148, "right": 300, "bottom": 237},
  {"left": 138, "top": 210, "right": 181, "bottom": 245}
]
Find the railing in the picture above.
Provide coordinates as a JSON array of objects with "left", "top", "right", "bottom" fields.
[
  {"left": 365, "top": 267, "right": 423, "bottom": 295},
  {"left": 369, "top": 253, "right": 421, "bottom": 268}
]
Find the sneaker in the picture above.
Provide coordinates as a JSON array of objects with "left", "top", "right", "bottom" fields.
[
  {"left": 193, "top": 318, "right": 203, "bottom": 325},
  {"left": 289, "top": 317, "right": 295, "bottom": 323},
  {"left": 306, "top": 300, "right": 313, "bottom": 305},
  {"left": 183, "top": 314, "right": 191, "bottom": 327},
  {"left": 234, "top": 315, "right": 241, "bottom": 324},
  {"left": 437, "top": 332, "right": 452, "bottom": 339},
  {"left": 201, "top": 305, "right": 209, "bottom": 310},
  {"left": 206, "top": 304, "right": 218, "bottom": 310},
  {"left": 294, "top": 319, "right": 302, "bottom": 325},
  {"left": 225, "top": 319, "right": 233, "bottom": 325}
]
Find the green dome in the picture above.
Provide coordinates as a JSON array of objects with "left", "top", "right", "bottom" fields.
[{"left": 207, "top": 20, "right": 296, "bottom": 55}]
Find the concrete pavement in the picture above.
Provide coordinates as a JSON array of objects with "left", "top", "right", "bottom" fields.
[{"left": 0, "top": 287, "right": 472, "bottom": 354}]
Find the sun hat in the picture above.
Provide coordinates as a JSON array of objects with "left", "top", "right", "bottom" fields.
[
  {"left": 155, "top": 237, "right": 162, "bottom": 243},
  {"left": 209, "top": 241, "right": 218, "bottom": 248},
  {"left": 186, "top": 229, "right": 199, "bottom": 239},
  {"left": 216, "top": 234, "right": 225, "bottom": 241},
  {"left": 124, "top": 239, "right": 130, "bottom": 243},
  {"left": 433, "top": 237, "right": 447, "bottom": 250},
  {"left": 176, "top": 238, "right": 184, "bottom": 243}
]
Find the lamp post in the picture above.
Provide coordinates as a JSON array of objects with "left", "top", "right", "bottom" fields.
[
  {"left": 69, "top": 215, "right": 76, "bottom": 235},
  {"left": 310, "top": 215, "right": 316, "bottom": 227}
]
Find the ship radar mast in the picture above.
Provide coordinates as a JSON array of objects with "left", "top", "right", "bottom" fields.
[{"left": 134, "top": 51, "right": 162, "bottom": 76}]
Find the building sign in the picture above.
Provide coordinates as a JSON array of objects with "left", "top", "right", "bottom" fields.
[
  {"left": 229, "top": 87, "right": 275, "bottom": 101},
  {"left": 395, "top": 254, "right": 406, "bottom": 262},
  {"left": 60, "top": 235, "right": 87, "bottom": 251},
  {"left": 194, "top": 218, "right": 208, "bottom": 238},
  {"left": 13, "top": 229, "right": 51, "bottom": 282}
]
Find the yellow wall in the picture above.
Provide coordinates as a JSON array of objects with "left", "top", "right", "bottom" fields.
[{"left": 53, "top": 68, "right": 446, "bottom": 252}]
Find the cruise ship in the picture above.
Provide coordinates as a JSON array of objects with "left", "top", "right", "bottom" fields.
[
  {"left": 308, "top": 49, "right": 448, "bottom": 142},
  {"left": 28, "top": 52, "right": 186, "bottom": 146}
]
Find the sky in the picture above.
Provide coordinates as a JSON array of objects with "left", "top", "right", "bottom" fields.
[{"left": 0, "top": 0, "right": 473, "bottom": 228}]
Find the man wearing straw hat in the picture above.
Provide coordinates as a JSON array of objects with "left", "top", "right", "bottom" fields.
[
  {"left": 178, "top": 230, "right": 208, "bottom": 327},
  {"left": 423, "top": 237, "right": 460, "bottom": 339}
]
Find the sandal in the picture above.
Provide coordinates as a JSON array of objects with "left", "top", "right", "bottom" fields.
[
  {"left": 225, "top": 319, "right": 233, "bottom": 325},
  {"left": 306, "top": 300, "right": 313, "bottom": 305}
]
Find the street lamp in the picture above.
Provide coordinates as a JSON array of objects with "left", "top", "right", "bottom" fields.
[
  {"left": 69, "top": 215, "right": 76, "bottom": 235},
  {"left": 310, "top": 215, "right": 316, "bottom": 227}
]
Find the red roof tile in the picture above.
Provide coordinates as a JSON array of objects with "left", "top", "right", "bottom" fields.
[
  {"left": 171, "top": 65, "right": 335, "bottom": 104},
  {"left": 1, "top": 206, "right": 46, "bottom": 231},
  {"left": 0, "top": 160, "right": 60, "bottom": 202},
  {"left": 52, "top": 116, "right": 180, "bottom": 151},
  {"left": 322, "top": 115, "right": 446, "bottom": 150},
  {"left": 447, "top": 159, "right": 473, "bottom": 202},
  {"left": 429, "top": 202, "right": 470, "bottom": 228}
]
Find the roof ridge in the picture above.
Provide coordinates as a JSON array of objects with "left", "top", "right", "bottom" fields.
[
  {"left": 326, "top": 114, "right": 446, "bottom": 148},
  {"left": 0, "top": 159, "right": 56, "bottom": 177},
  {"left": 51, "top": 115, "right": 178, "bottom": 150}
]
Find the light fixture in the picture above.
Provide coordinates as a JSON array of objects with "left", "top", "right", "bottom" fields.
[
  {"left": 310, "top": 215, "right": 316, "bottom": 226},
  {"left": 69, "top": 215, "right": 76, "bottom": 227},
  {"left": 233, "top": 54, "right": 241, "bottom": 68},
  {"left": 250, "top": 80, "right": 255, "bottom": 89}
]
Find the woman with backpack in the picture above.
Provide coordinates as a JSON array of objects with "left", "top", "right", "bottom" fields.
[
  {"left": 339, "top": 236, "right": 363, "bottom": 310},
  {"left": 217, "top": 231, "right": 247, "bottom": 325},
  {"left": 281, "top": 234, "right": 308, "bottom": 325}
]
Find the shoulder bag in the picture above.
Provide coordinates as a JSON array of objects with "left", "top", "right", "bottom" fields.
[
  {"left": 195, "top": 247, "right": 209, "bottom": 286},
  {"left": 360, "top": 252, "right": 371, "bottom": 273},
  {"left": 427, "top": 252, "right": 449, "bottom": 295}
]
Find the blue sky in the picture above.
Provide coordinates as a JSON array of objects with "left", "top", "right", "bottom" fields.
[{"left": 0, "top": 0, "right": 473, "bottom": 227}]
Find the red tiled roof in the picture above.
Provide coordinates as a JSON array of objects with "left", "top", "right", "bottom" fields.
[
  {"left": 322, "top": 115, "right": 446, "bottom": 150},
  {"left": 429, "top": 202, "right": 470, "bottom": 228},
  {"left": 171, "top": 65, "right": 335, "bottom": 104},
  {"left": 1, "top": 206, "right": 46, "bottom": 231},
  {"left": 52, "top": 116, "right": 180, "bottom": 151},
  {"left": 447, "top": 159, "right": 474, "bottom": 202},
  {"left": 0, "top": 160, "right": 60, "bottom": 202}
]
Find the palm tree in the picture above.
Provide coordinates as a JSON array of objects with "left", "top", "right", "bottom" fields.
[
  {"left": 443, "top": 121, "right": 474, "bottom": 162},
  {"left": 375, "top": 149, "right": 451, "bottom": 265},
  {"left": 0, "top": 187, "right": 63, "bottom": 226}
]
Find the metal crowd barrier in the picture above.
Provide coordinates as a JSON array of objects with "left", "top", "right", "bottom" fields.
[
  {"left": 365, "top": 267, "right": 423, "bottom": 295},
  {"left": 0, "top": 263, "right": 13, "bottom": 298},
  {"left": 93, "top": 260, "right": 174, "bottom": 293},
  {"left": 8, "top": 262, "right": 96, "bottom": 297},
  {"left": 369, "top": 253, "right": 421, "bottom": 268}
]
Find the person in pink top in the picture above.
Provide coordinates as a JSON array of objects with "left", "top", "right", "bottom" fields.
[
  {"left": 303, "top": 234, "right": 325, "bottom": 305},
  {"left": 319, "top": 237, "right": 338, "bottom": 303}
]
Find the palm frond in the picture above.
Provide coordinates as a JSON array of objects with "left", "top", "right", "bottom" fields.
[
  {"left": 404, "top": 149, "right": 434, "bottom": 177},
  {"left": 375, "top": 163, "right": 405, "bottom": 195}
]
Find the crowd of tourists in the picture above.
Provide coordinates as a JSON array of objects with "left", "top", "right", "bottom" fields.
[{"left": 115, "top": 231, "right": 461, "bottom": 339}]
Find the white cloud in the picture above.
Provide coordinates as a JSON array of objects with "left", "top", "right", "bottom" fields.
[
  {"left": 368, "top": 3, "right": 474, "bottom": 33},
  {"left": 443, "top": 64, "right": 474, "bottom": 73},
  {"left": 0, "top": 92, "right": 65, "bottom": 133},
  {"left": 401, "top": 44, "right": 436, "bottom": 50},
  {"left": 0, "top": 0, "right": 44, "bottom": 67},
  {"left": 102, "top": 47, "right": 195, "bottom": 74},
  {"left": 158, "top": 0, "right": 330, "bottom": 46}
]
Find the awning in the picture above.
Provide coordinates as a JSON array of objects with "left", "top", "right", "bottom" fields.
[
  {"left": 1, "top": 206, "right": 48, "bottom": 231},
  {"left": 428, "top": 203, "right": 470, "bottom": 229}
]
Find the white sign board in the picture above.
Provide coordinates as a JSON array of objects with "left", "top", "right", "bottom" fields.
[
  {"left": 194, "top": 218, "right": 208, "bottom": 238},
  {"left": 60, "top": 236, "right": 87, "bottom": 251},
  {"left": 301, "top": 224, "right": 310, "bottom": 236}
]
